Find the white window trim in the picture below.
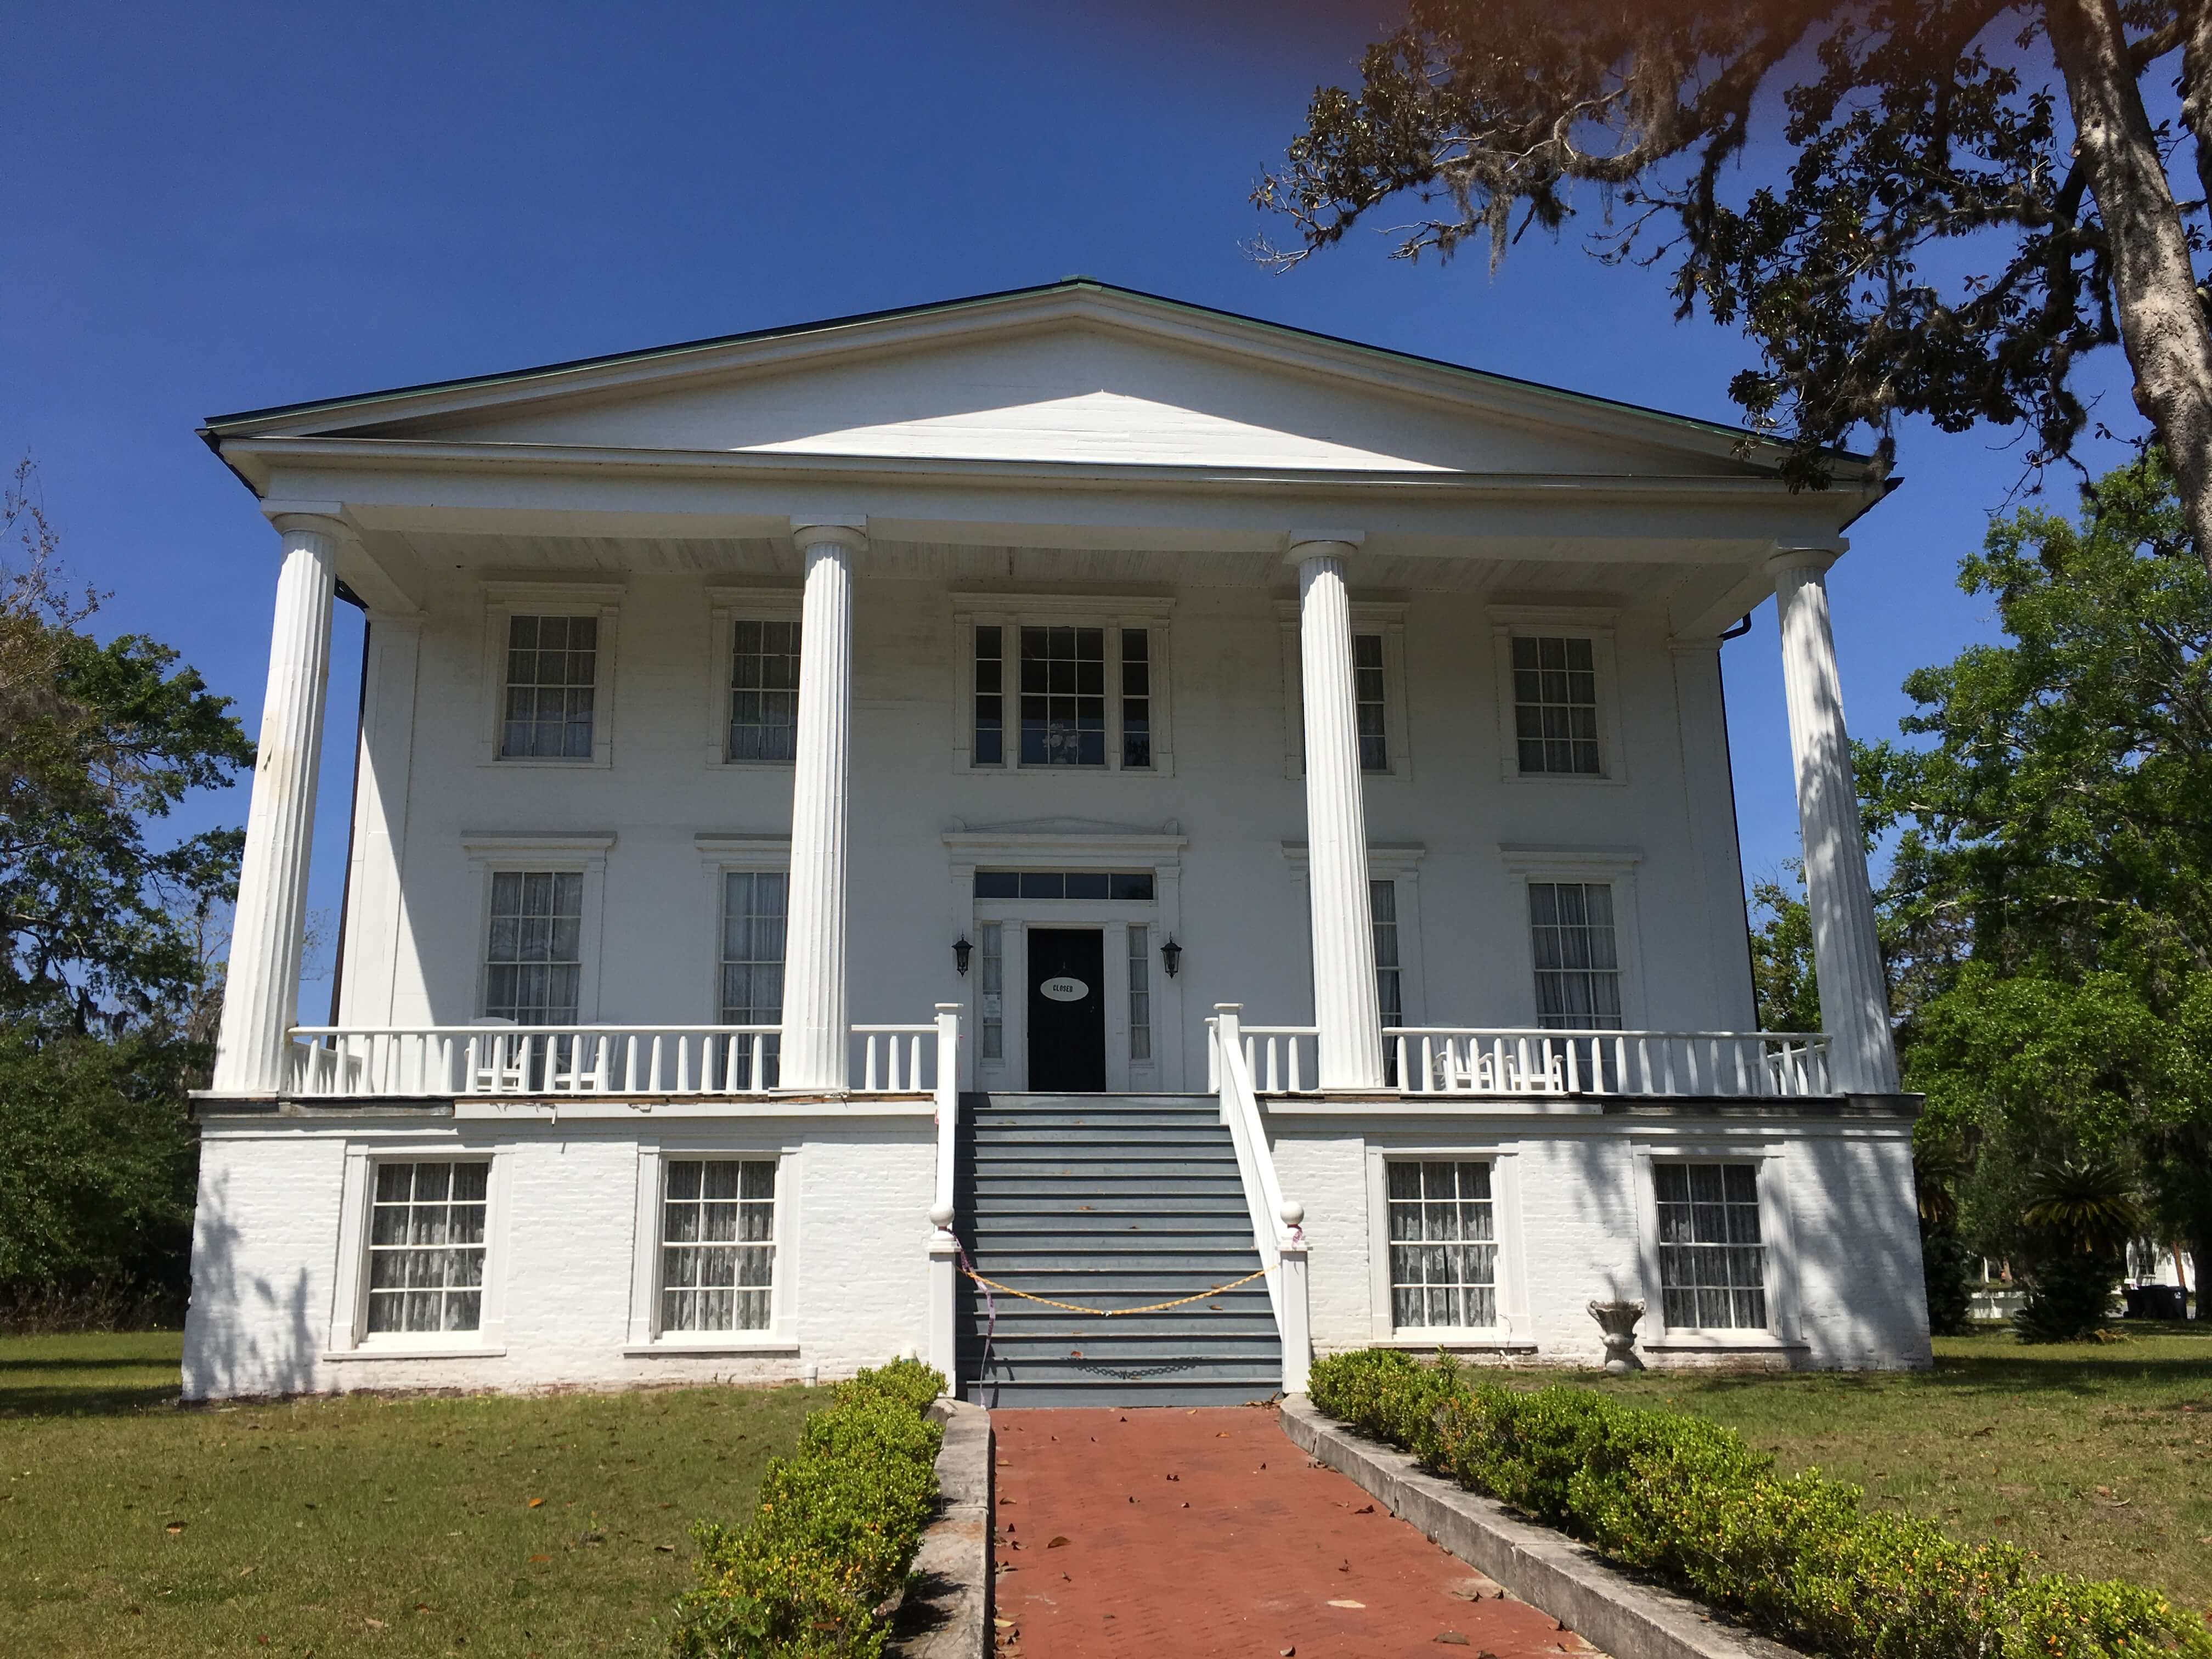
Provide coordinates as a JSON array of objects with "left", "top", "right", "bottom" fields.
[
  {"left": 696, "top": 833, "right": 791, "bottom": 1026},
  {"left": 1277, "top": 600, "right": 1411, "bottom": 782},
  {"left": 1498, "top": 843, "right": 1645, "bottom": 1030},
  {"left": 702, "top": 587, "right": 804, "bottom": 770},
  {"left": 949, "top": 592, "right": 1177, "bottom": 777},
  {"left": 942, "top": 822, "right": 1188, "bottom": 1092},
  {"left": 461, "top": 832, "right": 616, "bottom": 1024},
  {"left": 1631, "top": 1141, "right": 1805, "bottom": 1347},
  {"left": 1489, "top": 604, "right": 1627, "bottom": 786},
  {"left": 1280, "top": 843, "right": 1427, "bottom": 1029},
  {"left": 1363, "top": 1143, "right": 1532, "bottom": 1346},
  {"left": 326, "top": 1139, "right": 516, "bottom": 1360},
  {"left": 479, "top": 579, "right": 625, "bottom": 769},
  {"left": 625, "top": 1140, "right": 802, "bottom": 1355}
]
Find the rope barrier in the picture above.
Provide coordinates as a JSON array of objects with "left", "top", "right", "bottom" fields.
[{"left": 959, "top": 1262, "right": 1272, "bottom": 1317}]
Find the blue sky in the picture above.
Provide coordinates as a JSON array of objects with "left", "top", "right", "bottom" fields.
[{"left": 4, "top": 2, "right": 2147, "bottom": 1007}]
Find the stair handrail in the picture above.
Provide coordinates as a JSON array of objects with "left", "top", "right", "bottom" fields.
[{"left": 1210, "top": 1005, "right": 1294, "bottom": 1329}]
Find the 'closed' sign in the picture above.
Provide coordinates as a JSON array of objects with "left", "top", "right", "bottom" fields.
[{"left": 1039, "top": 977, "right": 1088, "bottom": 1002}]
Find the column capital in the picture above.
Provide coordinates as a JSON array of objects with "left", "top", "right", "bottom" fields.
[
  {"left": 1767, "top": 540, "right": 1847, "bottom": 579},
  {"left": 1667, "top": 634, "right": 1726, "bottom": 656},
  {"left": 262, "top": 500, "right": 352, "bottom": 542},
  {"left": 1284, "top": 529, "right": 1365, "bottom": 566},
  {"left": 791, "top": 517, "right": 869, "bottom": 554}
]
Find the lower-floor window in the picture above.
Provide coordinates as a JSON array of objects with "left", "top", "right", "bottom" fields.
[
  {"left": 366, "top": 1160, "right": 489, "bottom": 1335},
  {"left": 661, "top": 1159, "right": 777, "bottom": 1332},
  {"left": 1655, "top": 1162, "right": 1768, "bottom": 1329},
  {"left": 1387, "top": 1160, "right": 1497, "bottom": 1329}
]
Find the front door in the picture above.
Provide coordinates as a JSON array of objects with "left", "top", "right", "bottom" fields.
[{"left": 1026, "top": 928, "right": 1106, "bottom": 1092}]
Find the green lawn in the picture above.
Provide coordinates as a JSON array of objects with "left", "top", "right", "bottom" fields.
[
  {"left": 0, "top": 1331, "right": 816, "bottom": 1658},
  {"left": 1596, "top": 1323, "right": 2212, "bottom": 1623}
]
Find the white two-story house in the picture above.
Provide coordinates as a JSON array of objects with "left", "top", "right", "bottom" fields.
[{"left": 182, "top": 280, "right": 1930, "bottom": 1406}]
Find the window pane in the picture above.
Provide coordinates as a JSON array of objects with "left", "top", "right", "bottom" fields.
[
  {"left": 364, "top": 1161, "right": 490, "bottom": 1335},
  {"left": 484, "top": 870, "right": 585, "bottom": 1025},
  {"left": 1353, "top": 631, "right": 1387, "bottom": 771},
  {"left": 978, "top": 922, "right": 1005, "bottom": 1062},
  {"left": 1386, "top": 1160, "right": 1497, "bottom": 1330},
  {"left": 660, "top": 1160, "right": 776, "bottom": 1333},
  {"left": 1652, "top": 1161, "right": 1767, "bottom": 1330},
  {"left": 1528, "top": 883, "right": 1623, "bottom": 1032},
  {"left": 720, "top": 873, "right": 787, "bottom": 1087},
  {"left": 1128, "top": 926, "right": 1150, "bottom": 1063},
  {"left": 1019, "top": 625, "right": 1108, "bottom": 767},
  {"left": 974, "top": 625, "right": 1005, "bottom": 765},
  {"left": 1513, "top": 635, "right": 1601, "bottom": 775},
  {"left": 499, "top": 614, "right": 599, "bottom": 760}
]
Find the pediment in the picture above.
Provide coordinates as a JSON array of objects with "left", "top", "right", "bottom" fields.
[{"left": 211, "top": 284, "right": 1814, "bottom": 484}]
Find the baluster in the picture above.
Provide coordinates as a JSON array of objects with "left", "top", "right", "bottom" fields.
[
  {"left": 1661, "top": 1037, "right": 1677, "bottom": 1096},
  {"left": 676, "top": 1034, "right": 692, "bottom": 1094},
  {"left": 1564, "top": 1035, "right": 1581, "bottom": 1092},
  {"left": 861, "top": 1033, "right": 877, "bottom": 1093},
  {"left": 891, "top": 1034, "right": 906, "bottom": 1093},
  {"left": 1734, "top": 1039, "right": 1750, "bottom": 1097},
  {"left": 1286, "top": 1037, "right": 1301, "bottom": 1094}
]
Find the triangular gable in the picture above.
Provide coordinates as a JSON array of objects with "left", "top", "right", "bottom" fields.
[{"left": 202, "top": 280, "right": 1868, "bottom": 484}]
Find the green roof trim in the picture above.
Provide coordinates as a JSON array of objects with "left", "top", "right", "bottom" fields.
[{"left": 198, "top": 277, "right": 1869, "bottom": 467}]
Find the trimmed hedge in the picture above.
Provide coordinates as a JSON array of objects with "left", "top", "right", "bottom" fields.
[
  {"left": 670, "top": 1358, "right": 945, "bottom": 1659},
  {"left": 1310, "top": 1349, "right": 2211, "bottom": 1659}
]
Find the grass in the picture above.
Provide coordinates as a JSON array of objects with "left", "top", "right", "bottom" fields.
[
  {"left": 1593, "top": 1322, "right": 2212, "bottom": 1623},
  {"left": 0, "top": 1330, "right": 818, "bottom": 1658}
]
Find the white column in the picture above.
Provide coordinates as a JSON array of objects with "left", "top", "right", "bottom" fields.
[
  {"left": 1293, "top": 539, "right": 1385, "bottom": 1090},
  {"left": 211, "top": 515, "right": 341, "bottom": 1094},
  {"left": 1769, "top": 546, "right": 1900, "bottom": 1093},
  {"left": 334, "top": 612, "right": 423, "bottom": 1028},
  {"left": 779, "top": 520, "right": 863, "bottom": 1091}
]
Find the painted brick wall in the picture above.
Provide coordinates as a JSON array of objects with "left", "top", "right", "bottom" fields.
[
  {"left": 1272, "top": 1115, "right": 1931, "bottom": 1372},
  {"left": 182, "top": 1120, "right": 935, "bottom": 1400}
]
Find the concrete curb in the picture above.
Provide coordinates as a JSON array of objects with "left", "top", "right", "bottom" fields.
[
  {"left": 890, "top": 1398, "right": 994, "bottom": 1659},
  {"left": 1280, "top": 1397, "right": 1800, "bottom": 1659}
]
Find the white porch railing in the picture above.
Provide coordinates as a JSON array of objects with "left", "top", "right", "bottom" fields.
[
  {"left": 1210, "top": 1005, "right": 1311, "bottom": 1394},
  {"left": 1219, "top": 1024, "right": 1835, "bottom": 1098},
  {"left": 283, "top": 1022, "right": 945, "bottom": 1099}
]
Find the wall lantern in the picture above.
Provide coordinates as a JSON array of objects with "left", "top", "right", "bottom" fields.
[
  {"left": 952, "top": 936, "right": 973, "bottom": 976},
  {"left": 1160, "top": 936, "right": 1182, "bottom": 978}
]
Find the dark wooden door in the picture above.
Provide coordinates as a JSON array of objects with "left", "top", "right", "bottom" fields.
[{"left": 1026, "top": 928, "right": 1106, "bottom": 1092}]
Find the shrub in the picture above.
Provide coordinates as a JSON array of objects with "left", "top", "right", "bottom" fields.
[
  {"left": 1309, "top": 1349, "right": 2212, "bottom": 1659},
  {"left": 1920, "top": 1226, "right": 1979, "bottom": 1336},
  {"left": 2015, "top": 1248, "right": 2123, "bottom": 1343},
  {"left": 669, "top": 1358, "right": 945, "bottom": 1659}
]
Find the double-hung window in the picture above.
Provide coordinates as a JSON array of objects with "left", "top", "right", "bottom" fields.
[
  {"left": 501, "top": 615, "right": 599, "bottom": 759},
  {"left": 365, "top": 1161, "right": 489, "bottom": 1335},
  {"left": 660, "top": 1158, "right": 777, "bottom": 1333},
  {"left": 1386, "top": 1160, "right": 1497, "bottom": 1330},
  {"left": 1372, "top": 880, "right": 1403, "bottom": 1082},
  {"left": 727, "top": 619, "right": 801, "bottom": 763},
  {"left": 1512, "top": 635, "right": 1602, "bottom": 775},
  {"left": 958, "top": 599, "right": 1172, "bottom": 774},
  {"left": 484, "top": 872, "right": 584, "bottom": 1025},
  {"left": 1654, "top": 1163, "right": 1768, "bottom": 1330},
  {"left": 1278, "top": 604, "right": 1408, "bottom": 779},
  {"left": 1529, "top": 882, "right": 1623, "bottom": 1030},
  {"left": 720, "top": 872, "right": 787, "bottom": 1088}
]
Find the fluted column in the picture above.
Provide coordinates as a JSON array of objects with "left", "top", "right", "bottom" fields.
[
  {"left": 211, "top": 515, "right": 341, "bottom": 1094},
  {"left": 780, "top": 520, "right": 863, "bottom": 1091},
  {"left": 1770, "top": 545, "right": 1900, "bottom": 1094},
  {"left": 1293, "top": 540, "right": 1385, "bottom": 1090}
]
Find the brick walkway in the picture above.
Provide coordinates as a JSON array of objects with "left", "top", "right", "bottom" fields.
[{"left": 990, "top": 1406, "right": 1600, "bottom": 1658}]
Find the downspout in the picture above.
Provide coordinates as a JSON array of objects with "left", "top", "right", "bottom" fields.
[
  {"left": 325, "top": 583, "right": 368, "bottom": 1025},
  {"left": 1715, "top": 613, "right": 1760, "bottom": 1024}
]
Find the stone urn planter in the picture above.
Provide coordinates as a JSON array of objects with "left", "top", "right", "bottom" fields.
[{"left": 1587, "top": 1299, "right": 1646, "bottom": 1374}]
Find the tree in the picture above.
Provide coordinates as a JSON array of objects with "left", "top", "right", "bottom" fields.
[
  {"left": 1858, "top": 451, "right": 2212, "bottom": 1311},
  {"left": 1256, "top": 2, "right": 2212, "bottom": 567},
  {"left": 0, "top": 460, "right": 252, "bottom": 1320}
]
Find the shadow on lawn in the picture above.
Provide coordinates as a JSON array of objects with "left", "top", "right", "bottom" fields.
[{"left": 0, "top": 1375, "right": 179, "bottom": 1419}]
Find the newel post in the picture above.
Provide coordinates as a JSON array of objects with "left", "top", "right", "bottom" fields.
[
  {"left": 1278, "top": 1200, "right": 1312, "bottom": 1395},
  {"left": 927, "top": 1003, "right": 961, "bottom": 1392}
]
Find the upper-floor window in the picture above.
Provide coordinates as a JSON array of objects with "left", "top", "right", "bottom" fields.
[
  {"left": 1513, "top": 635, "right": 1602, "bottom": 775},
  {"left": 727, "top": 619, "right": 801, "bottom": 763},
  {"left": 484, "top": 871, "right": 584, "bottom": 1024},
  {"left": 1355, "top": 633, "right": 1389, "bottom": 771},
  {"left": 1278, "top": 603, "right": 1409, "bottom": 781},
  {"left": 1529, "top": 881, "right": 1622, "bottom": 1029},
  {"left": 956, "top": 597, "right": 1173, "bottom": 774},
  {"left": 501, "top": 616, "right": 598, "bottom": 760},
  {"left": 1372, "top": 878, "right": 1403, "bottom": 1082},
  {"left": 719, "top": 870, "right": 787, "bottom": 1089}
]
